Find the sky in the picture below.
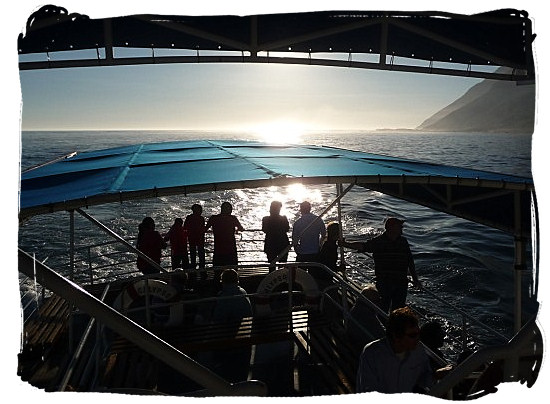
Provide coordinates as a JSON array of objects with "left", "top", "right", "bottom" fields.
[
  {"left": 15, "top": 2, "right": 496, "bottom": 133},
  {"left": 4, "top": 1, "right": 550, "bottom": 403},
  {"left": 19, "top": 62, "right": 484, "bottom": 132}
]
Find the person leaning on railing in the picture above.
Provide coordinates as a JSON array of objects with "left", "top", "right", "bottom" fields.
[{"left": 340, "top": 217, "right": 421, "bottom": 313}]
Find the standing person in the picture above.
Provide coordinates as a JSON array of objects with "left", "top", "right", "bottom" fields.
[
  {"left": 163, "top": 217, "right": 189, "bottom": 270},
  {"left": 184, "top": 204, "right": 206, "bottom": 279},
  {"left": 291, "top": 201, "right": 326, "bottom": 263},
  {"left": 261, "top": 200, "right": 290, "bottom": 269},
  {"left": 313, "top": 221, "right": 340, "bottom": 285},
  {"left": 136, "top": 216, "right": 167, "bottom": 275},
  {"left": 341, "top": 217, "right": 420, "bottom": 313},
  {"left": 205, "top": 202, "right": 245, "bottom": 283},
  {"left": 356, "top": 306, "right": 449, "bottom": 394}
]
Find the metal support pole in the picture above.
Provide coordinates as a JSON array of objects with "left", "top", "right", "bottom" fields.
[
  {"left": 506, "top": 191, "right": 525, "bottom": 382},
  {"left": 513, "top": 191, "right": 525, "bottom": 333},
  {"left": 70, "top": 210, "right": 75, "bottom": 281},
  {"left": 19, "top": 249, "right": 267, "bottom": 396},
  {"left": 75, "top": 208, "right": 167, "bottom": 273},
  {"left": 336, "top": 183, "right": 347, "bottom": 276},
  {"left": 145, "top": 278, "right": 152, "bottom": 328},
  {"left": 69, "top": 210, "right": 75, "bottom": 353},
  {"left": 336, "top": 183, "right": 349, "bottom": 323}
]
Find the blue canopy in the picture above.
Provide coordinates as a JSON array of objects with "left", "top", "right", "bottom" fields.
[{"left": 20, "top": 140, "right": 534, "bottom": 236}]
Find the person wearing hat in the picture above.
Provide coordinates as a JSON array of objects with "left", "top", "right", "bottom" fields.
[{"left": 341, "top": 217, "right": 421, "bottom": 312}]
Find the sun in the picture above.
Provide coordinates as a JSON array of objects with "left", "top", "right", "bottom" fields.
[{"left": 253, "top": 120, "right": 307, "bottom": 144}]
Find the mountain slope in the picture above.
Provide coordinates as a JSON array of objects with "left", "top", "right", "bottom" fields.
[{"left": 417, "top": 74, "right": 535, "bottom": 134}]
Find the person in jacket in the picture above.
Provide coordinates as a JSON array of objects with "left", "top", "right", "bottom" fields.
[
  {"left": 262, "top": 200, "right": 290, "bottom": 269},
  {"left": 136, "top": 216, "right": 167, "bottom": 274},
  {"left": 341, "top": 217, "right": 420, "bottom": 312},
  {"left": 357, "top": 306, "right": 445, "bottom": 394},
  {"left": 163, "top": 217, "right": 188, "bottom": 270},
  {"left": 291, "top": 201, "right": 326, "bottom": 263}
]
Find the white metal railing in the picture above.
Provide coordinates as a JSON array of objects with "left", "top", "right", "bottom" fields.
[
  {"left": 18, "top": 248, "right": 268, "bottom": 396},
  {"left": 428, "top": 315, "right": 541, "bottom": 399},
  {"left": 19, "top": 246, "right": 541, "bottom": 397},
  {"left": 25, "top": 225, "right": 511, "bottom": 356}
]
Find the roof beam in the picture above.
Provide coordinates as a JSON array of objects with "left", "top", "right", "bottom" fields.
[{"left": 18, "top": 54, "right": 531, "bottom": 81}]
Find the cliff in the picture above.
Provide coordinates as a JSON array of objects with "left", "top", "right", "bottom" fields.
[{"left": 416, "top": 71, "right": 535, "bottom": 134}]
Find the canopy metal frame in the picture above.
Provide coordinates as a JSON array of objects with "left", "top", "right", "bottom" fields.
[{"left": 18, "top": 6, "right": 535, "bottom": 81}]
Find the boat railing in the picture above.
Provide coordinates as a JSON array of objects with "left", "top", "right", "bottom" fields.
[
  {"left": 427, "top": 314, "right": 542, "bottom": 399},
  {"left": 59, "top": 283, "right": 111, "bottom": 391},
  {"left": 27, "top": 227, "right": 511, "bottom": 356},
  {"left": 345, "top": 249, "right": 512, "bottom": 351},
  {"left": 30, "top": 228, "right": 287, "bottom": 286},
  {"left": 18, "top": 248, "right": 268, "bottom": 396},
  {"left": 19, "top": 247, "right": 539, "bottom": 396}
]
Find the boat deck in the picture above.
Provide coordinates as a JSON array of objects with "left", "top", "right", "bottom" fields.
[{"left": 18, "top": 266, "right": 362, "bottom": 395}]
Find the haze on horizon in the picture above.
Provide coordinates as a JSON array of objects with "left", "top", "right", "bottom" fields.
[{"left": 19, "top": 61, "right": 483, "bottom": 134}]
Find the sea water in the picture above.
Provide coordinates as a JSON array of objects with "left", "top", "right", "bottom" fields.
[{"left": 18, "top": 130, "right": 538, "bottom": 353}]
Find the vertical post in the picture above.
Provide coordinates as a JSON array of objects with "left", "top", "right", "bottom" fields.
[
  {"left": 87, "top": 246, "right": 93, "bottom": 285},
  {"left": 145, "top": 278, "right": 152, "bottom": 328},
  {"left": 33, "top": 253, "right": 40, "bottom": 308},
  {"left": 504, "top": 191, "right": 525, "bottom": 382},
  {"left": 461, "top": 315, "right": 467, "bottom": 352},
  {"left": 513, "top": 191, "right": 525, "bottom": 333},
  {"left": 103, "top": 18, "right": 114, "bottom": 62},
  {"left": 336, "top": 183, "right": 349, "bottom": 325},
  {"left": 379, "top": 16, "right": 388, "bottom": 67},
  {"left": 336, "top": 183, "right": 346, "bottom": 277},
  {"left": 70, "top": 210, "right": 75, "bottom": 281},
  {"left": 69, "top": 210, "right": 75, "bottom": 353},
  {"left": 250, "top": 15, "right": 258, "bottom": 58},
  {"left": 288, "top": 267, "right": 294, "bottom": 315}
]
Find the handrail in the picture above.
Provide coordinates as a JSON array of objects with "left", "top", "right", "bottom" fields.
[
  {"left": 350, "top": 249, "right": 510, "bottom": 344},
  {"left": 18, "top": 248, "right": 267, "bottom": 396},
  {"left": 428, "top": 315, "right": 542, "bottom": 398},
  {"left": 59, "top": 283, "right": 111, "bottom": 391},
  {"left": 29, "top": 222, "right": 513, "bottom": 357},
  {"left": 76, "top": 208, "right": 167, "bottom": 273},
  {"left": 421, "top": 285, "right": 509, "bottom": 343}
]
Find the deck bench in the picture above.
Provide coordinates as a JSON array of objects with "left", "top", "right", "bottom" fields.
[{"left": 22, "top": 294, "right": 70, "bottom": 356}]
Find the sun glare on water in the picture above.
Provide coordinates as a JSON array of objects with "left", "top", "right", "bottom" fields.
[{"left": 254, "top": 120, "right": 307, "bottom": 144}]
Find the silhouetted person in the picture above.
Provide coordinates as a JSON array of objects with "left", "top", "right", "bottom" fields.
[
  {"left": 164, "top": 217, "right": 189, "bottom": 270},
  {"left": 420, "top": 320, "right": 446, "bottom": 365},
  {"left": 205, "top": 202, "right": 245, "bottom": 284},
  {"left": 292, "top": 201, "right": 326, "bottom": 263},
  {"left": 136, "top": 216, "right": 167, "bottom": 275},
  {"left": 341, "top": 217, "right": 420, "bottom": 313},
  {"left": 184, "top": 204, "right": 206, "bottom": 279},
  {"left": 262, "top": 200, "right": 290, "bottom": 270},
  {"left": 313, "top": 221, "right": 340, "bottom": 286}
]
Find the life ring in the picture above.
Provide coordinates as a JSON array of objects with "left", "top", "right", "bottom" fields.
[
  {"left": 113, "top": 279, "right": 182, "bottom": 325},
  {"left": 254, "top": 267, "right": 320, "bottom": 317}
]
